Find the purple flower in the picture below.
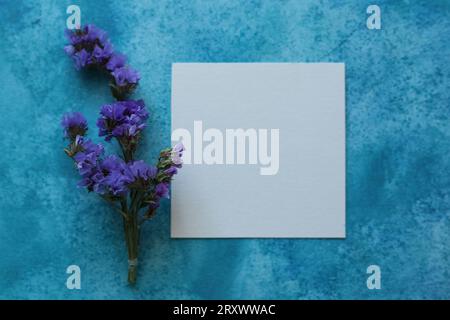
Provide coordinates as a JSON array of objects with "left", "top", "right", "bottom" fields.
[
  {"left": 64, "top": 24, "right": 140, "bottom": 100},
  {"left": 100, "top": 172, "right": 130, "bottom": 195},
  {"left": 64, "top": 24, "right": 113, "bottom": 69},
  {"left": 94, "top": 155, "right": 133, "bottom": 196},
  {"left": 155, "top": 182, "right": 170, "bottom": 199},
  {"left": 101, "top": 155, "right": 125, "bottom": 172},
  {"left": 73, "top": 49, "right": 91, "bottom": 70},
  {"left": 83, "top": 24, "right": 108, "bottom": 44},
  {"left": 171, "top": 142, "right": 185, "bottom": 166},
  {"left": 61, "top": 23, "right": 187, "bottom": 285},
  {"left": 61, "top": 112, "right": 88, "bottom": 140},
  {"left": 164, "top": 166, "right": 178, "bottom": 176},
  {"left": 64, "top": 28, "right": 83, "bottom": 46},
  {"left": 64, "top": 45, "right": 75, "bottom": 56},
  {"left": 92, "top": 42, "right": 113, "bottom": 63},
  {"left": 65, "top": 24, "right": 108, "bottom": 47},
  {"left": 71, "top": 137, "right": 104, "bottom": 190},
  {"left": 78, "top": 138, "right": 104, "bottom": 157},
  {"left": 85, "top": 156, "right": 132, "bottom": 196},
  {"left": 111, "top": 66, "right": 140, "bottom": 86},
  {"left": 145, "top": 182, "right": 170, "bottom": 210},
  {"left": 62, "top": 24, "right": 184, "bottom": 231},
  {"left": 73, "top": 138, "right": 103, "bottom": 171},
  {"left": 154, "top": 143, "right": 184, "bottom": 184},
  {"left": 97, "top": 100, "right": 149, "bottom": 141},
  {"left": 106, "top": 53, "right": 126, "bottom": 71},
  {"left": 128, "top": 160, "right": 157, "bottom": 181}
]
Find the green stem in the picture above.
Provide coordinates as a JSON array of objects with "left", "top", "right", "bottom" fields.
[
  {"left": 117, "top": 146, "right": 141, "bottom": 284},
  {"left": 124, "top": 191, "right": 144, "bottom": 285},
  {"left": 117, "top": 139, "right": 133, "bottom": 162},
  {"left": 124, "top": 212, "right": 138, "bottom": 285},
  {"left": 120, "top": 198, "right": 137, "bottom": 285}
]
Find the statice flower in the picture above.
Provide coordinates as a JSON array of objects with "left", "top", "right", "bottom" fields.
[
  {"left": 73, "top": 137, "right": 104, "bottom": 166},
  {"left": 164, "top": 166, "right": 178, "bottom": 176},
  {"left": 65, "top": 24, "right": 141, "bottom": 100},
  {"left": 112, "top": 67, "right": 140, "bottom": 86},
  {"left": 144, "top": 182, "right": 170, "bottom": 210},
  {"left": 152, "top": 144, "right": 183, "bottom": 210},
  {"left": 95, "top": 156, "right": 133, "bottom": 196},
  {"left": 171, "top": 143, "right": 185, "bottom": 167},
  {"left": 61, "top": 112, "right": 88, "bottom": 141},
  {"left": 143, "top": 143, "right": 185, "bottom": 210},
  {"left": 155, "top": 182, "right": 170, "bottom": 198},
  {"left": 155, "top": 143, "right": 185, "bottom": 178},
  {"left": 152, "top": 183, "right": 169, "bottom": 207},
  {"left": 127, "top": 160, "right": 157, "bottom": 182},
  {"left": 97, "top": 100, "right": 149, "bottom": 145},
  {"left": 92, "top": 42, "right": 113, "bottom": 62},
  {"left": 106, "top": 53, "right": 126, "bottom": 71},
  {"left": 72, "top": 49, "right": 91, "bottom": 70},
  {"left": 110, "top": 66, "right": 140, "bottom": 100},
  {"left": 155, "top": 142, "right": 185, "bottom": 181},
  {"left": 71, "top": 137, "right": 104, "bottom": 190},
  {"left": 62, "top": 23, "right": 184, "bottom": 285},
  {"left": 64, "top": 24, "right": 113, "bottom": 70}
]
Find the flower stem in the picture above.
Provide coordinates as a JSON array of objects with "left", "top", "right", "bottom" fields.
[
  {"left": 124, "top": 211, "right": 139, "bottom": 285},
  {"left": 123, "top": 190, "right": 143, "bottom": 285}
]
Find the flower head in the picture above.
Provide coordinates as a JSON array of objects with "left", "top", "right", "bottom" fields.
[
  {"left": 155, "top": 182, "right": 170, "bottom": 198},
  {"left": 154, "top": 142, "right": 184, "bottom": 185},
  {"left": 97, "top": 100, "right": 149, "bottom": 142},
  {"left": 61, "top": 112, "right": 88, "bottom": 140},
  {"left": 171, "top": 142, "right": 185, "bottom": 167},
  {"left": 76, "top": 154, "right": 133, "bottom": 196},
  {"left": 106, "top": 53, "right": 126, "bottom": 71},
  {"left": 164, "top": 166, "right": 178, "bottom": 176},
  {"left": 83, "top": 24, "right": 108, "bottom": 44},
  {"left": 71, "top": 137, "right": 104, "bottom": 190},
  {"left": 73, "top": 49, "right": 91, "bottom": 70},
  {"left": 111, "top": 66, "right": 140, "bottom": 86},
  {"left": 64, "top": 24, "right": 113, "bottom": 69},
  {"left": 145, "top": 182, "right": 170, "bottom": 210},
  {"left": 62, "top": 23, "right": 185, "bottom": 234},
  {"left": 64, "top": 24, "right": 140, "bottom": 100},
  {"left": 95, "top": 155, "right": 133, "bottom": 196},
  {"left": 110, "top": 66, "right": 140, "bottom": 100},
  {"left": 128, "top": 160, "right": 157, "bottom": 182},
  {"left": 92, "top": 42, "right": 113, "bottom": 62}
]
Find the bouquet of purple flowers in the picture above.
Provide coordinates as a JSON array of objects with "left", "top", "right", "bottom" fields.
[{"left": 62, "top": 24, "right": 183, "bottom": 284}]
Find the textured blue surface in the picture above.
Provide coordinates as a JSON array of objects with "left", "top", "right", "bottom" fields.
[{"left": 0, "top": 0, "right": 450, "bottom": 299}]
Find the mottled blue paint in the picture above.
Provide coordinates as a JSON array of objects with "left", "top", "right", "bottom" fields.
[{"left": 0, "top": 0, "right": 449, "bottom": 299}]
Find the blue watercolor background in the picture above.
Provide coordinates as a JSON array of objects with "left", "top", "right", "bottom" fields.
[{"left": 0, "top": 0, "right": 449, "bottom": 299}]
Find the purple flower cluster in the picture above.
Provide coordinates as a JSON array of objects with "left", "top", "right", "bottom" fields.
[
  {"left": 61, "top": 112, "right": 166, "bottom": 198},
  {"left": 72, "top": 136, "right": 105, "bottom": 191},
  {"left": 170, "top": 143, "right": 185, "bottom": 168},
  {"left": 94, "top": 156, "right": 133, "bottom": 196},
  {"left": 64, "top": 25, "right": 140, "bottom": 99},
  {"left": 64, "top": 24, "right": 112, "bottom": 70},
  {"left": 151, "top": 182, "right": 170, "bottom": 207},
  {"left": 97, "top": 99, "right": 149, "bottom": 143},
  {"left": 62, "top": 24, "right": 184, "bottom": 207},
  {"left": 63, "top": 23, "right": 184, "bottom": 285},
  {"left": 128, "top": 160, "right": 157, "bottom": 182},
  {"left": 111, "top": 66, "right": 140, "bottom": 86},
  {"left": 77, "top": 155, "right": 160, "bottom": 197},
  {"left": 143, "top": 142, "right": 186, "bottom": 209},
  {"left": 61, "top": 112, "right": 88, "bottom": 141}
]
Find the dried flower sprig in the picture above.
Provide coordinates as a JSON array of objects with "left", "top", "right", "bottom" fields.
[
  {"left": 62, "top": 25, "right": 183, "bottom": 284},
  {"left": 64, "top": 24, "right": 140, "bottom": 100}
]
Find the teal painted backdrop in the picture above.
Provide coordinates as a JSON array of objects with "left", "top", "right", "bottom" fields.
[{"left": 0, "top": 0, "right": 449, "bottom": 299}]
